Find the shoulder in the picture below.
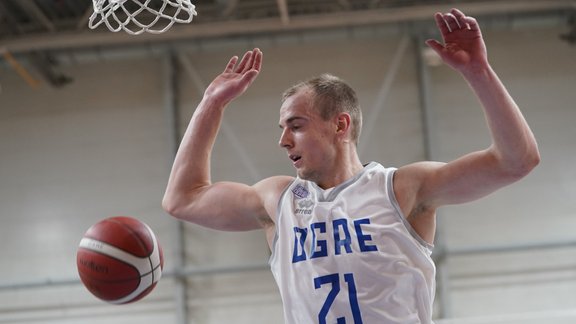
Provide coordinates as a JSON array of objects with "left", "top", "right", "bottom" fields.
[
  {"left": 395, "top": 161, "right": 446, "bottom": 184},
  {"left": 393, "top": 161, "right": 445, "bottom": 206},
  {"left": 253, "top": 175, "right": 294, "bottom": 219},
  {"left": 391, "top": 162, "right": 445, "bottom": 245},
  {"left": 254, "top": 175, "right": 294, "bottom": 194}
]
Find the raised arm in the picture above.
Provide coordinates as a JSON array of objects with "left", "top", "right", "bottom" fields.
[
  {"left": 394, "top": 9, "right": 540, "bottom": 242},
  {"left": 162, "top": 49, "right": 287, "bottom": 232}
]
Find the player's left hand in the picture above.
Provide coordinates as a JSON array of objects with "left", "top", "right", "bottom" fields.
[{"left": 426, "top": 8, "right": 488, "bottom": 74}]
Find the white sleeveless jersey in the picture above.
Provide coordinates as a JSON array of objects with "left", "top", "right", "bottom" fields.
[{"left": 269, "top": 162, "right": 436, "bottom": 324}]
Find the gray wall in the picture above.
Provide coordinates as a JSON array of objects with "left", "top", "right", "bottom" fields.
[{"left": 0, "top": 23, "right": 575, "bottom": 323}]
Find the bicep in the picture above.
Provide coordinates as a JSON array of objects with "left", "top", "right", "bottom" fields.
[{"left": 164, "top": 176, "right": 293, "bottom": 232}]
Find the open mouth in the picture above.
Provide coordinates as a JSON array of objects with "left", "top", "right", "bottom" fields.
[{"left": 289, "top": 155, "right": 301, "bottom": 163}]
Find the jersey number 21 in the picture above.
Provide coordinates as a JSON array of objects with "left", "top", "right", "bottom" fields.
[{"left": 314, "top": 273, "right": 363, "bottom": 324}]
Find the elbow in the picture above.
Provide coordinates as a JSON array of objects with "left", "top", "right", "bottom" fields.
[
  {"left": 520, "top": 145, "right": 541, "bottom": 175},
  {"left": 504, "top": 148, "right": 541, "bottom": 180},
  {"left": 162, "top": 184, "right": 209, "bottom": 222},
  {"left": 161, "top": 196, "right": 177, "bottom": 217},
  {"left": 528, "top": 149, "right": 541, "bottom": 171},
  {"left": 162, "top": 195, "right": 187, "bottom": 221}
]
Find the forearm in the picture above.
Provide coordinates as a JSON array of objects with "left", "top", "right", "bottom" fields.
[
  {"left": 462, "top": 65, "right": 540, "bottom": 174},
  {"left": 163, "top": 97, "right": 226, "bottom": 210}
]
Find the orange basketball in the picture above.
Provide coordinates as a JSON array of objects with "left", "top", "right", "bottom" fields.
[{"left": 76, "top": 216, "right": 163, "bottom": 304}]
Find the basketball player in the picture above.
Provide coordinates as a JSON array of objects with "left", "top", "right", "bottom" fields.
[{"left": 163, "top": 8, "right": 539, "bottom": 323}]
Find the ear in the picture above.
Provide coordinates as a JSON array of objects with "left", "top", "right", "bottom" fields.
[{"left": 335, "top": 112, "right": 352, "bottom": 139}]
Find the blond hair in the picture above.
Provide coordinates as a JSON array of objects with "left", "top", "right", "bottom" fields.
[{"left": 282, "top": 74, "right": 362, "bottom": 145}]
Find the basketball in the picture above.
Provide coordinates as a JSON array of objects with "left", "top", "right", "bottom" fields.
[{"left": 76, "top": 216, "right": 163, "bottom": 304}]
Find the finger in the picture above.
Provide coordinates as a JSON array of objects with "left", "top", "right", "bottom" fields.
[
  {"left": 451, "top": 8, "right": 468, "bottom": 30},
  {"left": 238, "top": 50, "right": 262, "bottom": 85},
  {"left": 464, "top": 16, "right": 480, "bottom": 32},
  {"left": 252, "top": 48, "right": 262, "bottom": 72},
  {"left": 240, "top": 69, "right": 260, "bottom": 85},
  {"left": 235, "top": 51, "right": 253, "bottom": 73},
  {"left": 425, "top": 39, "right": 445, "bottom": 55},
  {"left": 224, "top": 56, "right": 238, "bottom": 73},
  {"left": 433, "top": 12, "right": 450, "bottom": 35},
  {"left": 240, "top": 51, "right": 255, "bottom": 74},
  {"left": 444, "top": 13, "right": 461, "bottom": 32},
  {"left": 241, "top": 50, "right": 256, "bottom": 74}
]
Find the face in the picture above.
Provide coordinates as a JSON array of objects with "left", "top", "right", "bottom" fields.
[{"left": 278, "top": 89, "right": 338, "bottom": 183}]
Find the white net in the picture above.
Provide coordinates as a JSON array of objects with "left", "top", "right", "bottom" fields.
[{"left": 89, "top": 0, "right": 197, "bottom": 35}]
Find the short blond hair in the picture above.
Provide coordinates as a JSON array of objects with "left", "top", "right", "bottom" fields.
[{"left": 282, "top": 74, "right": 362, "bottom": 145}]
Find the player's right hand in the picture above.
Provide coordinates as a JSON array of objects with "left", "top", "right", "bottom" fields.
[{"left": 203, "top": 48, "right": 262, "bottom": 107}]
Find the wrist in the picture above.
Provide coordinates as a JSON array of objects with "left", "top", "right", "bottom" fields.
[
  {"left": 460, "top": 63, "right": 494, "bottom": 84},
  {"left": 199, "top": 94, "right": 228, "bottom": 112}
]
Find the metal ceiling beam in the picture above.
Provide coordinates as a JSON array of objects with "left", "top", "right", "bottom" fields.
[
  {"left": 276, "top": 0, "right": 290, "bottom": 25},
  {"left": 13, "top": 0, "right": 56, "bottom": 32},
  {"left": 221, "top": 0, "right": 240, "bottom": 18},
  {"left": 0, "top": 0, "right": 572, "bottom": 54},
  {"left": 162, "top": 52, "right": 189, "bottom": 324},
  {"left": 76, "top": 6, "right": 94, "bottom": 30},
  {"left": 0, "top": 1, "right": 26, "bottom": 35},
  {"left": 337, "top": 0, "right": 352, "bottom": 10},
  {"left": 358, "top": 36, "right": 409, "bottom": 157}
]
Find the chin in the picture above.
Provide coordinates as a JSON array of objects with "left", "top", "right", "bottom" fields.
[
  {"left": 297, "top": 168, "right": 317, "bottom": 182},
  {"left": 296, "top": 168, "right": 307, "bottom": 179}
]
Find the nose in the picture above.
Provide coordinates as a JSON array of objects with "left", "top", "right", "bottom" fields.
[{"left": 278, "top": 128, "right": 292, "bottom": 149}]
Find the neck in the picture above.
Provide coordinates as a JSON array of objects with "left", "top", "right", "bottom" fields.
[{"left": 316, "top": 147, "right": 363, "bottom": 189}]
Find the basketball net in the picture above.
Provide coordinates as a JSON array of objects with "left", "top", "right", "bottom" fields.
[{"left": 89, "top": 0, "right": 197, "bottom": 35}]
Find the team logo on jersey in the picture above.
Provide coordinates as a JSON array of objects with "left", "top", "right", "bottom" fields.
[
  {"left": 298, "top": 199, "right": 314, "bottom": 209},
  {"left": 295, "top": 199, "right": 314, "bottom": 216},
  {"left": 292, "top": 184, "right": 309, "bottom": 199}
]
